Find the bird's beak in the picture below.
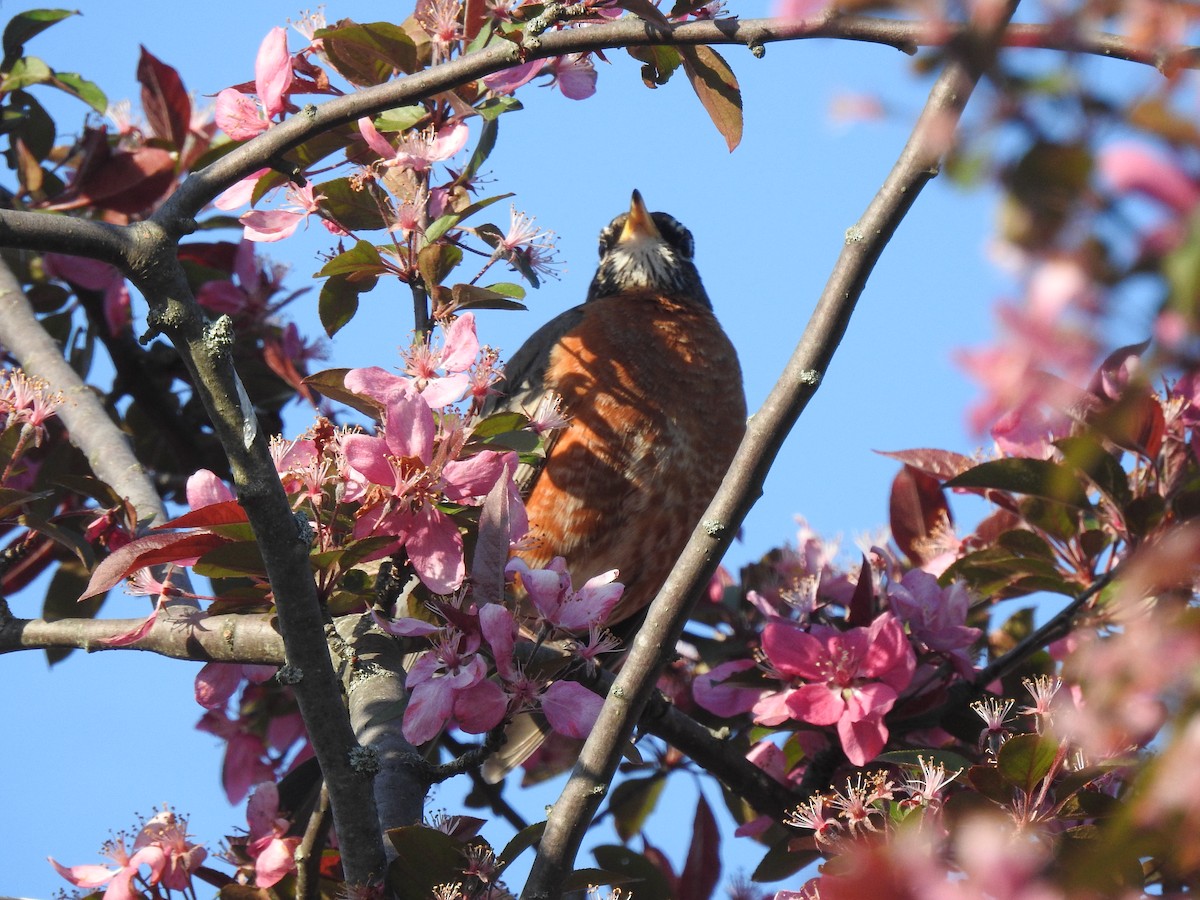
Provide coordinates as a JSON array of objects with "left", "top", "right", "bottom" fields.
[{"left": 618, "top": 190, "right": 662, "bottom": 243}]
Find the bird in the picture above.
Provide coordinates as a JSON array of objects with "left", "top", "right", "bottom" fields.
[{"left": 482, "top": 190, "right": 746, "bottom": 779}]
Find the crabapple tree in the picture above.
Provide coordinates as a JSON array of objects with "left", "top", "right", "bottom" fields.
[{"left": 0, "top": 2, "right": 1199, "bottom": 899}]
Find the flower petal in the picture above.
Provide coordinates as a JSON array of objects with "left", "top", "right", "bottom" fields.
[{"left": 542, "top": 680, "right": 602, "bottom": 739}]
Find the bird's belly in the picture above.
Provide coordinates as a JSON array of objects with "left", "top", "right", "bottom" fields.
[{"left": 516, "top": 295, "right": 746, "bottom": 624}]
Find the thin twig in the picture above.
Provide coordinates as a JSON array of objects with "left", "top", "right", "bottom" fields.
[{"left": 296, "top": 784, "right": 332, "bottom": 900}]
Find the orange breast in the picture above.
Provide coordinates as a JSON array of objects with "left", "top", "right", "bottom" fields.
[{"left": 516, "top": 291, "right": 746, "bottom": 626}]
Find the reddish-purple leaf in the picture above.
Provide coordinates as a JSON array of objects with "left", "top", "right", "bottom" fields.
[
  {"left": 80, "top": 532, "right": 230, "bottom": 599},
  {"left": 137, "top": 46, "right": 191, "bottom": 150},
  {"left": 889, "top": 464, "right": 951, "bottom": 566},
  {"left": 471, "top": 471, "right": 514, "bottom": 605},
  {"left": 678, "top": 45, "right": 742, "bottom": 152},
  {"left": 678, "top": 795, "right": 720, "bottom": 900},
  {"left": 846, "top": 553, "right": 875, "bottom": 627},
  {"left": 157, "top": 500, "right": 248, "bottom": 530},
  {"left": 875, "top": 447, "right": 976, "bottom": 482}
]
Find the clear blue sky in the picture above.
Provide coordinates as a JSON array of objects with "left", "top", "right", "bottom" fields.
[{"left": 0, "top": 1, "right": 1110, "bottom": 895}]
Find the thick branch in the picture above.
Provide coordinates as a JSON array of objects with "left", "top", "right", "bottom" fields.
[
  {"left": 521, "top": 6, "right": 1023, "bottom": 897},
  {"left": 0, "top": 211, "right": 131, "bottom": 263},
  {"left": 115, "top": 221, "right": 387, "bottom": 889},
  {"left": 0, "top": 259, "right": 165, "bottom": 526},
  {"left": 0, "top": 611, "right": 284, "bottom": 662}
]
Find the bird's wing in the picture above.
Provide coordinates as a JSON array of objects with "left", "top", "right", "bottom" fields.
[{"left": 484, "top": 304, "right": 586, "bottom": 497}]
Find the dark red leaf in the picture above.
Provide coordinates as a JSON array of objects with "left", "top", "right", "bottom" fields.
[
  {"left": 177, "top": 241, "right": 239, "bottom": 272},
  {"left": 49, "top": 144, "right": 176, "bottom": 215},
  {"left": 875, "top": 447, "right": 976, "bottom": 482},
  {"left": 678, "top": 794, "right": 720, "bottom": 900},
  {"left": 80, "top": 532, "right": 230, "bottom": 599},
  {"left": 157, "top": 500, "right": 248, "bottom": 530},
  {"left": 889, "top": 464, "right": 951, "bottom": 566},
  {"left": 846, "top": 553, "right": 875, "bottom": 627},
  {"left": 137, "top": 46, "right": 191, "bottom": 150}
]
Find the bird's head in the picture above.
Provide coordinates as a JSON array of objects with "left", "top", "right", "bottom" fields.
[{"left": 585, "top": 190, "right": 711, "bottom": 308}]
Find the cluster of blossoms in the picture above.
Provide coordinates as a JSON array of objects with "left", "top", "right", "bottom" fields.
[
  {"left": 50, "top": 808, "right": 206, "bottom": 900},
  {"left": 0, "top": 368, "right": 62, "bottom": 446},
  {"left": 209, "top": 18, "right": 568, "bottom": 298},
  {"left": 694, "top": 528, "right": 981, "bottom": 771}
]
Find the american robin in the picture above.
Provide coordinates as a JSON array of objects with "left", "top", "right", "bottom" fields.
[{"left": 483, "top": 190, "right": 746, "bottom": 777}]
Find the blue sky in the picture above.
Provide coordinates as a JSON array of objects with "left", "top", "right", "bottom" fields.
[{"left": 0, "top": 1, "right": 1105, "bottom": 895}]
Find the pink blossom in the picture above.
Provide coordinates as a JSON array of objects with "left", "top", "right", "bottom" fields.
[
  {"left": 215, "top": 88, "right": 269, "bottom": 140},
  {"left": 50, "top": 809, "right": 204, "bottom": 900},
  {"left": 541, "top": 680, "right": 603, "bottom": 738},
  {"left": 403, "top": 631, "right": 497, "bottom": 743},
  {"left": 484, "top": 54, "right": 596, "bottom": 99},
  {"left": 401, "top": 313, "right": 481, "bottom": 407},
  {"left": 186, "top": 468, "right": 236, "bottom": 508},
  {"left": 255, "top": 27, "right": 294, "bottom": 118},
  {"left": 886, "top": 570, "right": 981, "bottom": 659},
  {"left": 1099, "top": 142, "right": 1200, "bottom": 214},
  {"left": 194, "top": 662, "right": 277, "bottom": 710},
  {"left": 505, "top": 556, "right": 624, "bottom": 631},
  {"left": 42, "top": 253, "right": 131, "bottom": 334},
  {"left": 753, "top": 613, "right": 915, "bottom": 766},
  {"left": 341, "top": 373, "right": 519, "bottom": 593},
  {"left": 357, "top": 118, "right": 469, "bottom": 172},
  {"left": 241, "top": 182, "right": 325, "bottom": 242},
  {"left": 197, "top": 708, "right": 278, "bottom": 803},
  {"left": 214, "top": 27, "right": 293, "bottom": 139},
  {"left": 246, "top": 782, "right": 300, "bottom": 888},
  {"left": 213, "top": 168, "right": 270, "bottom": 210},
  {"left": 693, "top": 658, "right": 764, "bottom": 717}
]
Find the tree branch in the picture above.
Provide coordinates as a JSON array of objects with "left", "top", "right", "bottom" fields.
[
  {"left": 0, "top": 258, "right": 166, "bottom": 527},
  {"left": 0, "top": 211, "right": 131, "bottom": 263},
  {"left": 0, "top": 610, "right": 284, "bottom": 661},
  {"left": 521, "top": 4, "right": 1024, "bottom": 897},
  {"left": 112, "top": 222, "right": 388, "bottom": 889},
  {"left": 140, "top": 13, "right": 1195, "bottom": 228}
]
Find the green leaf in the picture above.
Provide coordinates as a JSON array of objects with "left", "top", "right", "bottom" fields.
[
  {"left": 751, "top": 835, "right": 818, "bottom": 883},
  {"left": 373, "top": 104, "right": 426, "bottom": 132},
  {"left": 462, "top": 114, "right": 498, "bottom": 182},
  {"left": 316, "top": 177, "right": 391, "bottom": 232},
  {"left": 317, "top": 240, "right": 388, "bottom": 280},
  {"left": 607, "top": 774, "right": 667, "bottom": 841},
  {"left": 484, "top": 281, "right": 526, "bottom": 299},
  {"left": 475, "top": 95, "right": 522, "bottom": 121},
  {"left": 875, "top": 749, "right": 970, "bottom": 776},
  {"left": 315, "top": 20, "right": 418, "bottom": 86},
  {"left": 319, "top": 274, "right": 372, "bottom": 337},
  {"left": 945, "top": 457, "right": 1090, "bottom": 507},
  {"left": 678, "top": 45, "right": 742, "bottom": 152},
  {"left": 447, "top": 282, "right": 527, "bottom": 312},
  {"left": 966, "top": 763, "right": 1011, "bottom": 804},
  {"left": 497, "top": 821, "right": 546, "bottom": 869},
  {"left": 2, "top": 9, "right": 75, "bottom": 68},
  {"left": 586, "top": 849, "right": 667, "bottom": 896},
  {"left": 627, "top": 45, "right": 681, "bottom": 87},
  {"left": 0, "top": 55, "right": 51, "bottom": 92},
  {"left": 426, "top": 192, "right": 513, "bottom": 243},
  {"left": 997, "top": 733, "right": 1059, "bottom": 795},
  {"left": 418, "top": 242, "right": 462, "bottom": 288},
  {"left": 192, "top": 540, "right": 268, "bottom": 579},
  {"left": 384, "top": 826, "right": 467, "bottom": 900},
  {"left": 1055, "top": 435, "right": 1131, "bottom": 508},
  {"left": 51, "top": 70, "right": 106, "bottom": 114}
]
